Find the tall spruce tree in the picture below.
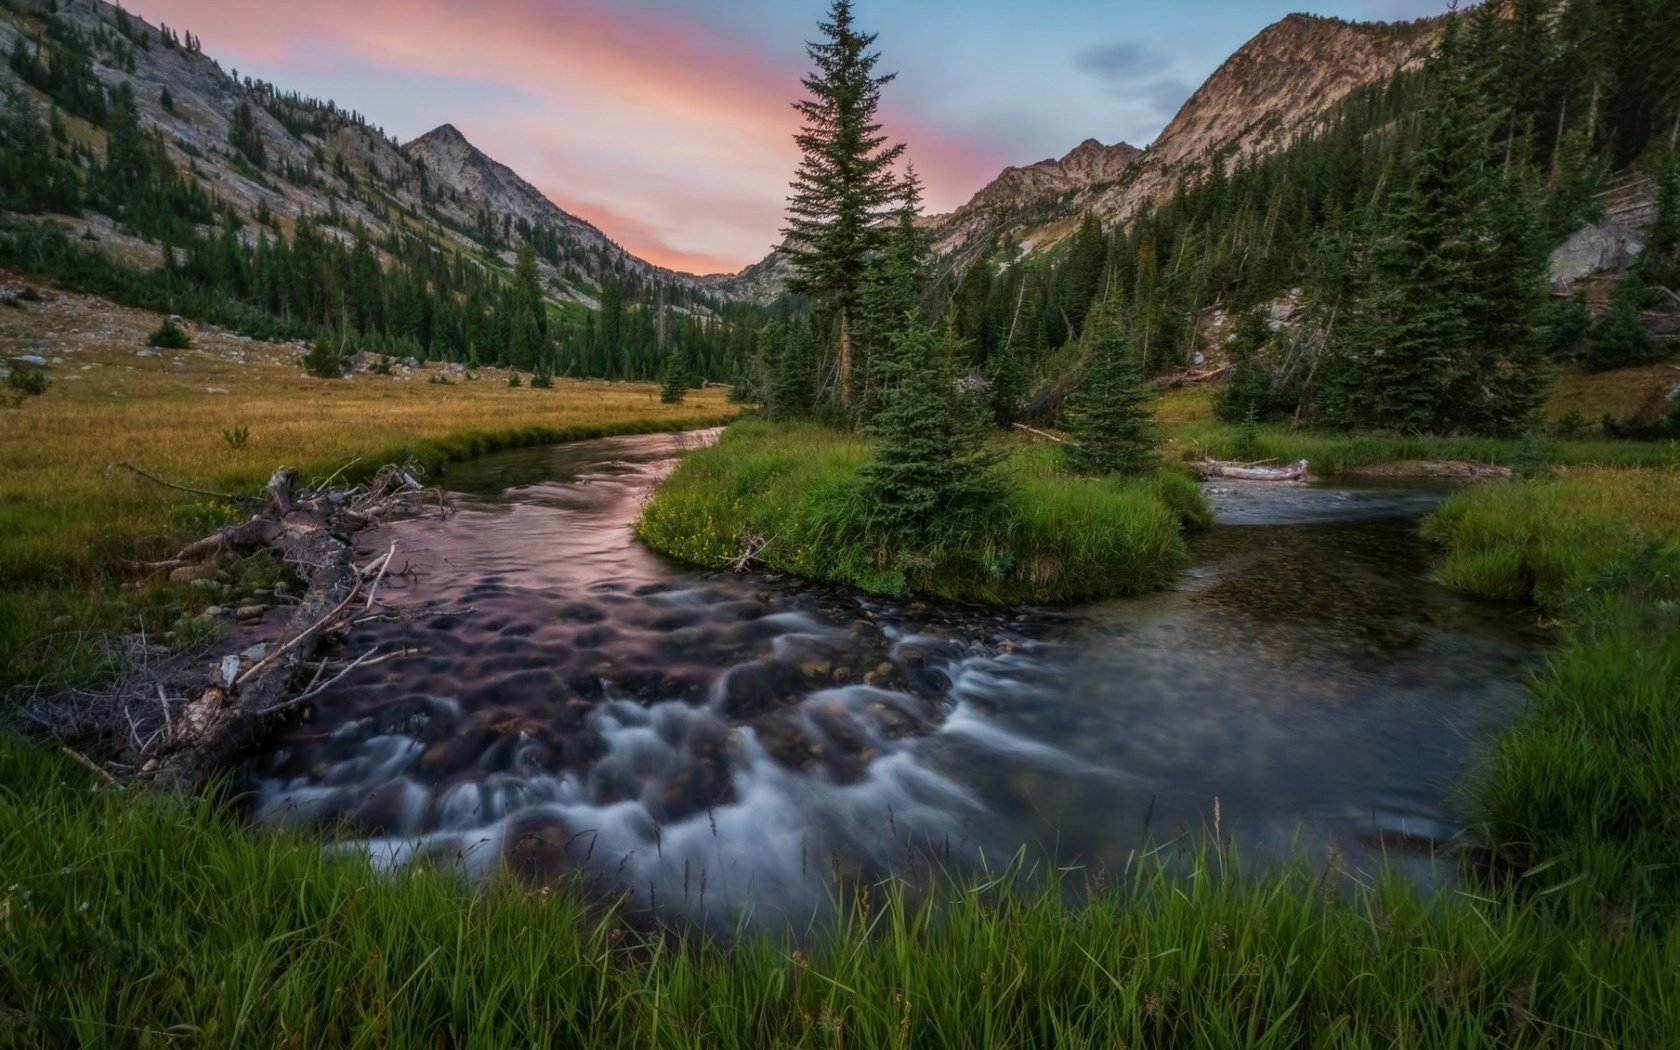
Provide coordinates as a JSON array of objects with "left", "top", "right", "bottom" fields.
[
  {"left": 860, "top": 320, "right": 1001, "bottom": 543},
  {"left": 766, "top": 320, "right": 820, "bottom": 421},
  {"left": 660, "top": 347, "right": 690, "bottom": 404},
  {"left": 1062, "top": 304, "right": 1158, "bottom": 477},
  {"left": 783, "top": 0, "right": 906, "bottom": 406},
  {"left": 851, "top": 168, "right": 930, "bottom": 425}
]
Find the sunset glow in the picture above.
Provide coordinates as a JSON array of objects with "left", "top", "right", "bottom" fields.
[{"left": 129, "top": 0, "right": 1446, "bottom": 273}]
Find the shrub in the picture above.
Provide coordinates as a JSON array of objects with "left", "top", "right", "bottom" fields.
[
  {"left": 147, "top": 317, "right": 191, "bottom": 349},
  {"left": 6, "top": 367, "right": 49, "bottom": 407},
  {"left": 220, "top": 424, "right": 249, "bottom": 451},
  {"left": 300, "top": 340, "right": 344, "bottom": 379}
]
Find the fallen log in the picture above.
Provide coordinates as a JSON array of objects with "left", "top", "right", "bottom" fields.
[
  {"left": 17, "top": 461, "right": 446, "bottom": 790},
  {"left": 147, "top": 463, "right": 440, "bottom": 791},
  {"left": 1196, "top": 458, "right": 1311, "bottom": 481}
]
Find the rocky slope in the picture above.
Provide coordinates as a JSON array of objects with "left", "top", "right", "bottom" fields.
[
  {"left": 923, "top": 13, "right": 1441, "bottom": 273},
  {"left": 0, "top": 0, "right": 746, "bottom": 308}
]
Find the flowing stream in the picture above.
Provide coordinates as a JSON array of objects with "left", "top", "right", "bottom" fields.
[{"left": 242, "top": 431, "right": 1543, "bottom": 928}]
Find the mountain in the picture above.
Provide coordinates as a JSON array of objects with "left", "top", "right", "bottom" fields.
[
  {"left": 919, "top": 13, "right": 1440, "bottom": 277},
  {"left": 0, "top": 0, "right": 746, "bottom": 311},
  {"left": 929, "top": 139, "right": 1145, "bottom": 272},
  {"left": 402, "top": 123, "right": 736, "bottom": 300}
]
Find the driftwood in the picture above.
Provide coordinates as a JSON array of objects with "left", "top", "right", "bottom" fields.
[
  {"left": 19, "top": 461, "right": 446, "bottom": 790},
  {"left": 1011, "top": 422, "right": 1070, "bottom": 445},
  {"left": 1196, "top": 458, "right": 1311, "bottom": 481},
  {"left": 148, "top": 463, "right": 441, "bottom": 790}
]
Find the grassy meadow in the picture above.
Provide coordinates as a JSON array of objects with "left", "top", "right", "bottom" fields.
[
  {"left": 635, "top": 420, "right": 1210, "bottom": 604},
  {"left": 0, "top": 285, "right": 734, "bottom": 691},
  {"left": 1423, "top": 470, "right": 1680, "bottom": 917}
]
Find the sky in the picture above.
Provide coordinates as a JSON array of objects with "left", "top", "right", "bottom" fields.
[{"left": 130, "top": 0, "right": 1447, "bottom": 274}]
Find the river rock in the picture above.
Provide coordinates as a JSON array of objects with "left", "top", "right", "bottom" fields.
[
  {"left": 8, "top": 354, "right": 48, "bottom": 369},
  {"left": 168, "top": 564, "right": 214, "bottom": 584},
  {"left": 234, "top": 604, "right": 266, "bottom": 621}
]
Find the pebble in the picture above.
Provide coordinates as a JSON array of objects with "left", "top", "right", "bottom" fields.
[
  {"left": 235, "top": 605, "right": 266, "bottom": 620},
  {"left": 203, "top": 606, "right": 227, "bottom": 618},
  {"left": 241, "top": 643, "right": 269, "bottom": 662}
]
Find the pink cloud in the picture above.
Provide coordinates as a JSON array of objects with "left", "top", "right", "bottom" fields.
[{"left": 132, "top": 0, "right": 1015, "bottom": 270}]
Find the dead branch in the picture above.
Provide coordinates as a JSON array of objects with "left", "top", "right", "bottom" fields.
[{"left": 110, "top": 463, "right": 256, "bottom": 507}]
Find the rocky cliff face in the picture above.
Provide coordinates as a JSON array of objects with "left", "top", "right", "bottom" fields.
[
  {"left": 0, "top": 0, "right": 747, "bottom": 308},
  {"left": 919, "top": 13, "right": 1440, "bottom": 276},
  {"left": 928, "top": 139, "right": 1144, "bottom": 269}
]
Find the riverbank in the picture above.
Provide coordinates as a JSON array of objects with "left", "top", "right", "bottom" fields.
[
  {"left": 0, "top": 285, "right": 736, "bottom": 694},
  {"left": 1426, "top": 467, "right": 1680, "bottom": 917},
  {"left": 636, "top": 420, "right": 1211, "bottom": 604}
]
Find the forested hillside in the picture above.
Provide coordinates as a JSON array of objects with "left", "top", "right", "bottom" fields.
[
  {"left": 943, "top": 0, "right": 1679, "bottom": 433},
  {"left": 0, "top": 0, "right": 778, "bottom": 382}
]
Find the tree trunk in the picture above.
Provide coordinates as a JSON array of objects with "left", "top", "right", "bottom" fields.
[{"left": 837, "top": 305, "right": 853, "bottom": 403}]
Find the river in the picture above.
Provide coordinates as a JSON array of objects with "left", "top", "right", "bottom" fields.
[{"left": 241, "top": 431, "right": 1543, "bottom": 929}]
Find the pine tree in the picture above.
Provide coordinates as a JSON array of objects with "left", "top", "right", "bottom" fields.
[
  {"left": 766, "top": 320, "right": 820, "bottom": 421},
  {"left": 851, "top": 169, "right": 929, "bottom": 425},
  {"left": 660, "top": 347, "right": 690, "bottom": 404},
  {"left": 531, "top": 353, "right": 554, "bottom": 388},
  {"left": 1214, "top": 308, "right": 1281, "bottom": 423},
  {"left": 860, "top": 320, "right": 1001, "bottom": 543},
  {"left": 507, "top": 245, "right": 547, "bottom": 371},
  {"left": 783, "top": 0, "right": 906, "bottom": 405},
  {"left": 1062, "top": 305, "right": 1158, "bottom": 477}
]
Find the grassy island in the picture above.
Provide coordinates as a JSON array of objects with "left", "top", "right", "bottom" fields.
[{"left": 636, "top": 420, "right": 1211, "bottom": 604}]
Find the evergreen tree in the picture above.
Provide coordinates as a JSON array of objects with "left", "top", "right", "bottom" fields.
[
  {"left": 228, "top": 101, "right": 265, "bottom": 169},
  {"left": 660, "top": 347, "right": 690, "bottom": 404},
  {"left": 851, "top": 168, "right": 929, "bottom": 425},
  {"left": 1585, "top": 270, "right": 1657, "bottom": 371},
  {"left": 1062, "top": 305, "right": 1158, "bottom": 477},
  {"left": 766, "top": 320, "right": 820, "bottom": 421},
  {"left": 1214, "top": 308, "right": 1284, "bottom": 423},
  {"left": 1325, "top": 14, "right": 1548, "bottom": 434},
  {"left": 507, "top": 245, "right": 547, "bottom": 370},
  {"left": 860, "top": 319, "right": 1001, "bottom": 543},
  {"left": 783, "top": 0, "right": 906, "bottom": 405}
]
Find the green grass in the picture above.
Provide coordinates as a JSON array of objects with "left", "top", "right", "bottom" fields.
[
  {"left": 635, "top": 421, "right": 1210, "bottom": 604},
  {"left": 5, "top": 733, "right": 1679, "bottom": 1048},
  {"left": 1421, "top": 468, "right": 1680, "bottom": 610},
  {"left": 1419, "top": 468, "right": 1680, "bottom": 920},
  {"left": 1173, "top": 418, "right": 1680, "bottom": 472}
]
